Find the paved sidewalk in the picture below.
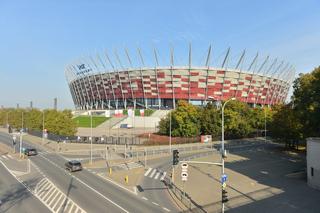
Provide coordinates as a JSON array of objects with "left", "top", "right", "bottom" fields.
[{"left": 170, "top": 145, "right": 320, "bottom": 213}]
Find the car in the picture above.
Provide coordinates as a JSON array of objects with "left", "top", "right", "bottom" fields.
[
  {"left": 23, "top": 148, "right": 37, "bottom": 156},
  {"left": 65, "top": 160, "right": 82, "bottom": 172}
]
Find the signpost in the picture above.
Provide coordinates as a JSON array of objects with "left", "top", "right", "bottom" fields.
[{"left": 181, "top": 163, "right": 188, "bottom": 197}]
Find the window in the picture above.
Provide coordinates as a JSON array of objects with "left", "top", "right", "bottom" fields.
[{"left": 311, "top": 167, "right": 314, "bottom": 177}]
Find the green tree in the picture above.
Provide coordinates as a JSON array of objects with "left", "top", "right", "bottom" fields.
[{"left": 292, "top": 66, "right": 320, "bottom": 137}]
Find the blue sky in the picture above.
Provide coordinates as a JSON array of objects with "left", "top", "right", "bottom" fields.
[{"left": 0, "top": 0, "right": 319, "bottom": 109}]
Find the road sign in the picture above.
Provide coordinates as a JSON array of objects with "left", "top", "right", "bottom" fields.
[
  {"left": 181, "top": 163, "right": 188, "bottom": 172},
  {"left": 181, "top": 172, "right": 188, "bottom": 181},
  {"left": 222, "top": 182, "right": 226, "bottom": 188},
  {"left": 221, "top": 174, "right": 228, "bottom": 183}
]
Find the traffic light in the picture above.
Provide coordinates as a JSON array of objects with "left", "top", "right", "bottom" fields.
[
  {"left": 172, "top": 149, "right": 179, "bottom": 165},
  {"left": 222, "top": 189, "right": 229, "bottom": 203}
]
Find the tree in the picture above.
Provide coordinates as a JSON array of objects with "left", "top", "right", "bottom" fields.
[
  {"left": 199, "top": 103, "right": 221, "bottom": 137},
  {"left": 158, "top": 100, "right": 200, "bottom": 137},
  {"left": 269, "top": 104, "right": 303, "bottom": 144},
  {"left": 292, "top": 66, "right": 320, "bottom": 137}
]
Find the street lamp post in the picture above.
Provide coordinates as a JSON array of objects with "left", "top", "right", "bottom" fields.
[
  {"left": 90, "top": 110, "right": 93, "bottom": 164},
  {"left": 19, "top": 111, "right": 24, "bottom": 158},
  {"left": 169, "top": 109, "right": 172, "bottom": 153},
  {"left": 264, "top": 107, "right": 267, "bottom": 143},
  {"left": 42, "top": 111, "right": 45, "bottom": 144},
  {"left": 221, "top": 97, "right": 235, "bottom": 213}
]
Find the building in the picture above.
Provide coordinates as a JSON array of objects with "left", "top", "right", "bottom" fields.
[
  {"left": 65, "top": 46, "right": 295, "bottom": 110},
  {"left": 307, "top": 138, "right": 320, "bottom": 190}
]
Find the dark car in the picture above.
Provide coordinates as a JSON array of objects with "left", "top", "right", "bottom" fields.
[
  {"left": 23, "top": 148, "right": 37, "bottom": 156},
  {"left": 65, "top": 160, "right": 82, "bottom": 172}
]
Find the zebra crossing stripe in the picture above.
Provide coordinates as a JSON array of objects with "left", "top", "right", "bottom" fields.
[
  {"left": 149, "top": 169, "right": 157, "bottom": 178},
  {"left": 160, "top": 172, "right": 167, "bottom": 181},
  {"left": 2, "top": 155, "right": 8, "bottom": 160},
  {"left": 7, "top": 155, "right": 13, "bottom": 159},
  {"left": 144, "top": 168, "right": 152, "bottom": 176},
  {"left": 154, "top": 172, "right": 160, "bottom": 180}
]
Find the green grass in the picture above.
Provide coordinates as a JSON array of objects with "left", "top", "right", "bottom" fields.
[{"left": 73, "top": 116, "right": 110, "bottom": 128}]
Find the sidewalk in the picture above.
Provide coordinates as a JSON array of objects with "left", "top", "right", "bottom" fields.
[{"left": 170, "top": 152, "right": 284, "bottom": 213}]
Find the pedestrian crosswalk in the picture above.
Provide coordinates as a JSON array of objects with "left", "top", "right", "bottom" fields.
[
  {"left": 144, "top": 168, "right": 166, "bottom": 181},
  {"left": 0, "top": 154, "right": 14, "bottom": 160},
  {"left": 33, "top": 178, "right": 86, "bottom": 213}
]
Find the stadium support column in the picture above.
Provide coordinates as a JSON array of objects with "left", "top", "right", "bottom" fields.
[
  {"left": 105, "top": 51, "right": 120, "bottom": 109},
  {"left": 188, "top": 43, "right": 192, "bottom": 104},
  {"left": 98, "top": 53, "right": 116, "bottom": 109},
  {"left": 137, "top": 48, "right": 147, "bottom": 109},
  {"left": 170, "top": 47, "right": 176, "bottom": 109},
  {"left": 94, "top": 54, "right": 109, "bottom": 109},
  {"left": 72, "top": 64, "right": 91, "bottom": 109},
  {"left": 89, "top": 57, "right": 104, "bottom": 109},
  {"left": 86, "top": 58, "right": 102, "bottom": 109},
  {"left": 254, "top": 56, "right": 270, "bottom": 106},
  {"left": 263, "top": 59, "right": 280, "bottom": 106},
  {"left": 220, "top": 47, "right": 230, "bottom": 101},
  {"left": 272, "top": 69, "right": 289, "bottom": 105},
  {"left": 112, "top": 50, "right": 126, "bottom": 109},
  {"left": 245, "top": 53, "right": 259, "bottom": 104},
  {"left": 153, "top": 48, "right": 161, "bottom": 109},
  {"left": 269, "top": 62, "right": 287, "bottom": 105},
  {"left": 234, "top": 50, "right": 246, "bottom": 100},
  {"left": 204, "top": 45, "right": 212, "bottom": 105},
  {"left": 65, "top": 67, "right": 81, "bottom": 109},
  {"left": 125, "top": 49, "right": 136, "bottom": 109},
  {"left": 271, "top": 64, "right": 290, "bottom": 105},
  {"left": 68, "top": 66, "right": 85, "bottom": 109}
]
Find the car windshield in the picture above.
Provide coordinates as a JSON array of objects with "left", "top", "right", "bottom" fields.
[{"left": 70, "top": 161, "right": 81, "bottom": 166}]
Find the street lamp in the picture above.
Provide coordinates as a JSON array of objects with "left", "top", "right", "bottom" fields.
[
  {"left": 90, "top": 110, "right": 93, "bottom": 164},
  {"left": 221, "top": 97, "right": 235, "bottom": 213}
]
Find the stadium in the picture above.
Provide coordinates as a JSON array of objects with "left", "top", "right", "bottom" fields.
[{"left": 65, "top": 46, "right": 295, "bottom": 110}]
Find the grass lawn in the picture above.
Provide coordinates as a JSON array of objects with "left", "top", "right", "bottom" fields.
[{"left": 73, "top": 116, "right": 110, "bottom": 128}]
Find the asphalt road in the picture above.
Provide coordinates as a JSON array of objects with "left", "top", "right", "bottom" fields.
[
  {"left": 0, "top": 162, "right": 51, "bottom": 213},
  {"left": 0, "top": 132, "right": 172, "bottom": 213}
]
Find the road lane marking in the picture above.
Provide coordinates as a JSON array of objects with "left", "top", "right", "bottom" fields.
[
  {"left": 154, "top": 172, "right": 160, "bottom": 180},
  {"left": 152, "top": 202, "right": 159, "bottom": 206},
  {"left": 144, "top": 168, "right": 152, "bottom": 176},
  {"left": 142, "top": 197, "right": 148, "bottom": 200},
  {"left": 163, "top": 207, "right": 171, "bottom": 212},
  {"left": 160, "top": 172, "right": 166, "bottom": 181},
  {"left": 149, "top": 169, "right": 157, "bottom": 178},
  {"left": 2, "top": 155, "right": 8, "bottom": 160},
  {"left": 38, "top": 155, "right": 130, "bottom": 213},
  {"left": 7, "top": 154, "right": 13, "bottom": 159}
]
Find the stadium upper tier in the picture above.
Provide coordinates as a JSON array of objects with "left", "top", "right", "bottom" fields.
[{"left": 65, "top": 48, "right": 295, "bottom": 110}]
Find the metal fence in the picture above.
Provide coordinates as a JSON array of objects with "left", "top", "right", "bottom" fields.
[{"left": 27, "top": 129, "right": 143, "bottom": 145}]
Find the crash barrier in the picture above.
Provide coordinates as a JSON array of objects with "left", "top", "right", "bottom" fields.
[{"left": 163, "top": 176, "right": 205, "bottom": 213}]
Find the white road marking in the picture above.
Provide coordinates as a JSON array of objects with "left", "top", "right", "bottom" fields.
[
  {"left": 7, "top": 154, "right": 13, "bottom": 159},
  {"left": 149, "top": 169, "right": 157, "bottom": 178},
  {"left": 142, "top": 197, "right": 148, "bottom": 200},
  {"left": 38, "top": 155, "right": 130, "bottom": 213},
  {"left": 2, "top": 155, "right": 8, "bottom": 160},
  {"left": 152, "top": 202, "right": 159, "bottom": 206},
  {"left": 144, "top": 168, "right": 152, "bottom": 176},
  {"left": 160, "top": 172, "right": 167, "bottom": 181},
  {"left": 163, "top": 207, "right": 171, "bottom": 212},
  {"left": 154, "top": 172, "right": 160, "bottom": 180}
]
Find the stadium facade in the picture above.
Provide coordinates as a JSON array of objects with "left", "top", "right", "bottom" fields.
[{"left": 65, "top": 46, "right": 295, "bottom": 110}]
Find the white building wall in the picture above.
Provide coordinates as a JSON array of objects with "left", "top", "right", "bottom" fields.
[{"left": 307, "top": 138, "right": 320, "bottom": 190}]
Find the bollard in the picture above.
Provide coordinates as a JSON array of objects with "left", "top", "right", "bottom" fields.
[
  {"left": 109, "top": 167, "right": 112, "bottom": 175},
  {"left": 125, "top": 175, "right": 129, "bottom": 184}
]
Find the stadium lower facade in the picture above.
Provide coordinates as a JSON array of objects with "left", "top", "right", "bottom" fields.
[{"left": 65, "top": 48, "right": 294, "bottom": 110}]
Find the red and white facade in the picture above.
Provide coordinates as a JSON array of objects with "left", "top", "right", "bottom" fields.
[
  {"left": 65, "top": 65, "right": 292, "bottom": 110},
  {"left": 65, "top": 47, "right": 295, "bottom": 110}
]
